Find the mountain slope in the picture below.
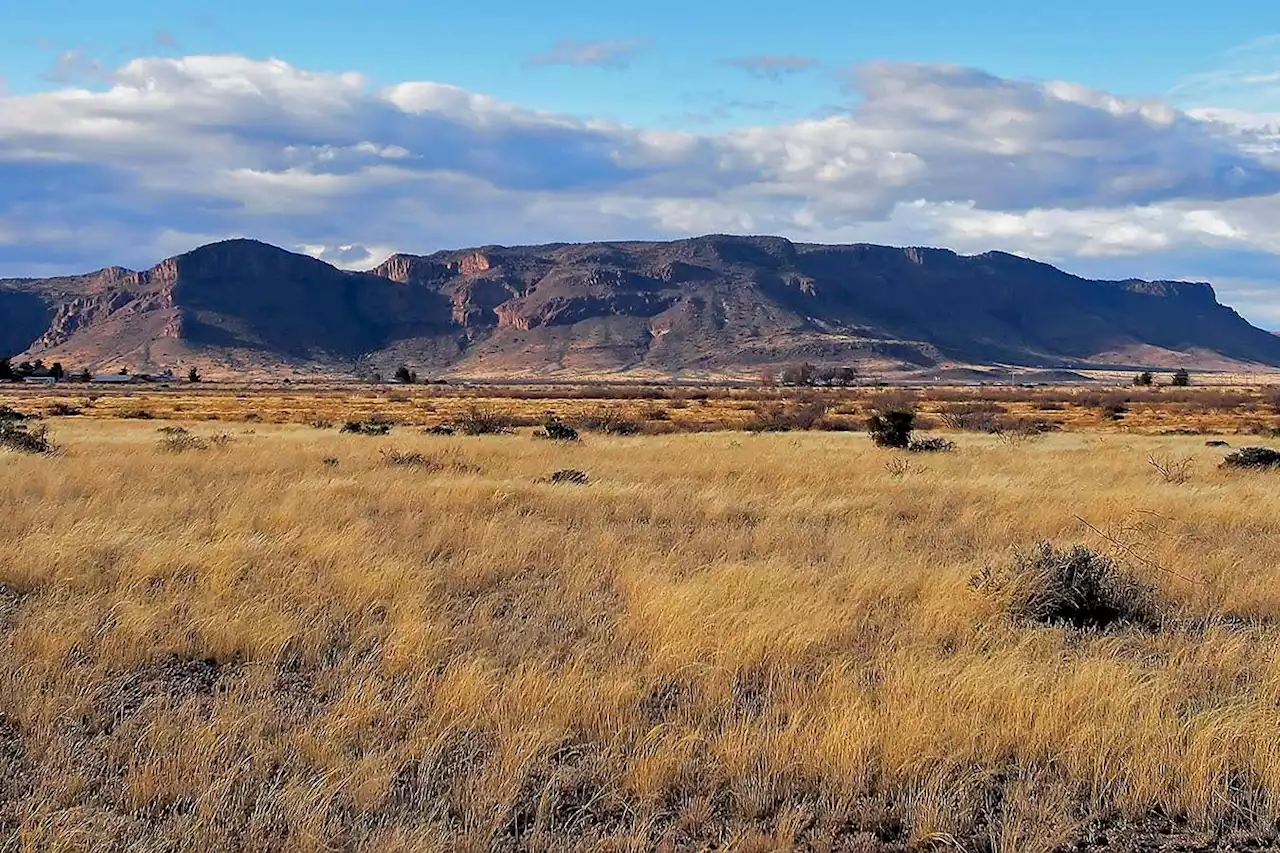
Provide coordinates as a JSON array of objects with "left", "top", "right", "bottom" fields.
[{"left": 3, "top": 235, "right": 1278, "bottom": 377}]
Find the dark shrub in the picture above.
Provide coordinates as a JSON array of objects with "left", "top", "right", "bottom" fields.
[
  {"left": 534, "top": 414, "right": 579, "bottom": 441},
  {"left": 424, "top": 424, "right": 456, "bottom": 436},
  {"left": 867, "top": 409, "right": 915, "bottom": 448},
  {"left": 0, "top": 422, "right": 57, "bottom": 455},
  {"left": 456, "top": 405, "right": 514, "bottom": 436},
  {"left": 342, "top": 420, "right": 392, "bottom": 436},
  {"left": 46, "top": 402, "right": 82, "bottom": 417},
  {"left": 908, "top": 436, "right": 955, "bottom": 453},
  {"left": 1170, "top": 368, "right": 1191, "bottom": 387},
  {"left": 548, "top": 469, "right": 590, "bottom": 485},
  {"left": 1222, "top": 447, "right": 1280, "bottom": 470},
  {"left": 970, "top": 543, "right": 1161, "bottom": 630},
  {"left": 0, "top": 405, "right": 32, "bottom": 421},
  {"left": 119, "top": 408, "right": 155, "bottom": 420}
]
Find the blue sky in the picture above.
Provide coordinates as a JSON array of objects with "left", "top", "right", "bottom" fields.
[{"left": 4, "top": 1, "right": 1280, "bottom": 325}]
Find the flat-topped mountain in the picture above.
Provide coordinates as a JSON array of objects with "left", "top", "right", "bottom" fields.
[{"left": 3, "top": 235, "right": 1278, "bottom": 377}]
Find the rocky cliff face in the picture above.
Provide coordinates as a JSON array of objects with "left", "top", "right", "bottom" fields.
[{"left": 3, "top": 235, "right": 1279, "bottom": 376}]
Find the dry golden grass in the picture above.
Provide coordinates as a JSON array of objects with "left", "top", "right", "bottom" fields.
[
  {"left": 3, "top": 414, "right": 1280, "bottom": 850},
  {"left": 2, "top": 380, "right": 1279, "bottom": 437}
]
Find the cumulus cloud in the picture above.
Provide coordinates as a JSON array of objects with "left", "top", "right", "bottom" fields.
[
  {"left": 2, "top": 53, "right": 1280, "bottom": 321},
  {"left": 725, "top": 55, "right": 820, "bottom": 79},
  {"left": 526, "top": 38, "right": 651, "bottom": 69}
]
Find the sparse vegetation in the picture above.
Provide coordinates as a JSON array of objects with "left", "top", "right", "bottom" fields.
[
  {"left": 4, "top": 420, "right": 1280, "bottom": 850},
  {"left": 1171, "top": 367, "right": 1192, "bottom": 387}
]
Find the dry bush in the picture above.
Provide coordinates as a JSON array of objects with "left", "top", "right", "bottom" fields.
[
  {"left": 971, "top": 543, "right": 1162, "bottom": 630},
  {"left": 341, "top": 419, "right": 392, "bottom": 436},
  {"left": 577, "top": 407, "right": 639, "bottom": 435},
  {"left": 748, "top": 400, "right": 829, "bottom": 432},
  {"left": 119, "top": 408, "right": 155, "bottom": 420},
  {"left": 938, "top": 401, "right": 1007, "bottom": 432},
  {"left": 908, "top": 436, "right": 955, "bottom": 453},
  {"left": 1148, "top": 454, "right": 1193, "bottom": 485},
  {"left": 456, "top": 405, "right": 515, "bottom": 435},
  {"left": 546, "top": 468, "right": 590, "bottom": 485},
  {"left": 46, "top": 402, "right": 83, "bottom": 416}
]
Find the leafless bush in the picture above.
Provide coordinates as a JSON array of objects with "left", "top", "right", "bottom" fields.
[
  {"left": 1148, "top": 454, "right": 1193, "bottom": 485},
  {"left": 456, "top": 405, "right": 514, "bottom": 436}
]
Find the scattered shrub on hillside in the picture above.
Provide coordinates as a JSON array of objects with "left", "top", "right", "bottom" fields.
[
  {"left": 534, "top": 414, "right": 579, "bottom": 441},
  {"left": 867, "top": 408, "right": 915, "bottom": 448},
  {"left": 119, "top": 408, "right": 155, "bottom": 420},
  {"left": 46, "top": 402, "right": 82, "bottom": 417},
  {"left": 578, "top": 407, "right": 640, "bottom": 435},
  {"left": 243, "top": 413, "right": 263, "bottom": 423},
  {"left": 341, "top": 419, "right": 392, "bottom": 436},
  {"left": 322, "top": 456, "right": 340, "bottom": 468},
  {"left": 547, "top": 468, "right": 590, "bottom": 485},
  {"left": 456, "top": 405, "right": 514, "bottom": 436},
  {"left": 748, "top": 400, "right": 829, "bottom": 432},
  {"left": 311, "top": 419, "right": 334, "bottom": 430},
  {"left": 424, "top": 424, "right": 457, "bottom": 436},
  {"left": 1148, "top": 454, "right": 1193, "bottom": 485},
  {"left": 0, "top": 422, "right": 57, "bottom": 455},
  {"left": 1205, "top": 440, "right": 1230, "bottom": 447},
  {"left": 970, "top": 542, "right": 1161, "bottom": 630},
  {"left": 908, "top": 436, "right": 955, "bottom": 453},
  {"left": 1222, "top": 447, "right": 1280, "bottom": 470},
  {"left": 0, "top": 405, "right": 31, "bottom": 422}
]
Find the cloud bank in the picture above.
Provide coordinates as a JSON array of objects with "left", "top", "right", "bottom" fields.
[{"left": 2, "top": 54, "right": 1280, "bottom": 323}]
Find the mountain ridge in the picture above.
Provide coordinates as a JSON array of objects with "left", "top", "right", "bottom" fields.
[{"left": 3, "top": 234, "right": 1278, "bottom": 378}]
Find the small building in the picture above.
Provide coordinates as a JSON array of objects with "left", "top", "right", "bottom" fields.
[
  {"left": 90, "top": 374, "right": 136, "bottom": 384},
  {"left": 22, "top": 375, "right": 57, "bottom": 385}
]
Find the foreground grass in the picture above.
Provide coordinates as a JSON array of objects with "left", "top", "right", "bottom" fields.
[{"left": 3, "top": 422, "right": 1280, "bottom": 851}]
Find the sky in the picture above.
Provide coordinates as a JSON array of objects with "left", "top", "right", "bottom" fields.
[{"left": 3, "top": 0, "right": 1280, "bottom": 325}]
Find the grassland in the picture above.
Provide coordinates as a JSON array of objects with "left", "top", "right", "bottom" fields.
[{"left": 2, "top": 391, "right": 1280, "bottom": 851}]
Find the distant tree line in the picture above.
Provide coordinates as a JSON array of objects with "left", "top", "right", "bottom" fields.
[
  {"left": 1133, "top": 368, "right": 1191, "bottom": 387},
  {"left": 765, "top": 363, "right": 859, "bottom": 387}
]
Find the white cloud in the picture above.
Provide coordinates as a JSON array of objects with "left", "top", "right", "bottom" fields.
[{"left": 2, "top": 54, "right": 1280, "bottom": 322}]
